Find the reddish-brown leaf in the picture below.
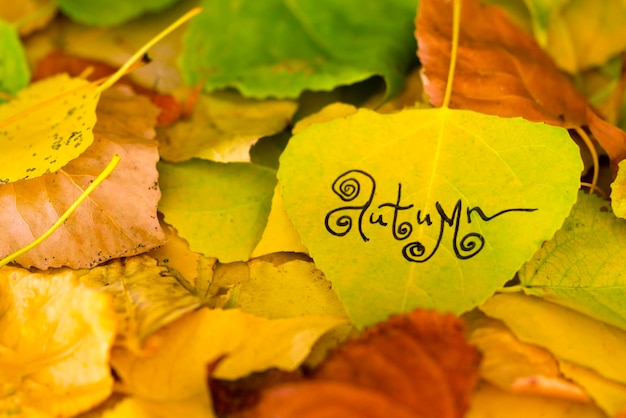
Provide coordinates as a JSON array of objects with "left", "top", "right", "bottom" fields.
[
  {"left": 233, "top": 310, "right": 480, "bottom": 418},
  {"left": 416, "top": 0, "right": 588, "bottom": 128},
  {"left": 0, "top": 86, "right": 165, "bottom": 269}
]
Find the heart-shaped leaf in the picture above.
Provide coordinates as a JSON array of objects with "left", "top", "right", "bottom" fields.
[{"left": 278, "top": 107, "right": 581, "bottom": 327}]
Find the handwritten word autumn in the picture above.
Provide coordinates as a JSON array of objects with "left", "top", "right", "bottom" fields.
[{"left": 325, "top": 170, "right": 537, "bottom": 262}]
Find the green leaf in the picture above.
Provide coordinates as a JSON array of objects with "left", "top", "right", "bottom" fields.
[
  {"left": 519, "top": 191, "right": 626, "bottom": 331},
  {"left": 278, "top": 107, "right": 581, "bottom": 327},
  {"left": 56, "top": 0, "right": 181, "bottom": 26},
  {"left": 480, "top": 293, "right": 626, "bottom": 386},
  {"left": 158, "top": 159, "right": 276, "bottom": 262},
  {"left": 179, "top": 0, "right": 418, "bottom": 99},
  {"left": 0, "top": 19, "right": 29, "bottom": 101}
]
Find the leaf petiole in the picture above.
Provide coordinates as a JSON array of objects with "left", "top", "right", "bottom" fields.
[
  {"left": 442, "top": 0, "right": 461, "bottom": 109},
  {"left": 0, "top": 154, "right": 121, "bottom": 268},
  {"left": 97, "top": 7, "right": 202, "bottom": 93}
]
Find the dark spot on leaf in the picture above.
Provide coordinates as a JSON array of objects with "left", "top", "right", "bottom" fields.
[{"left": 600, "top": 206, "right": 609, "bottom": 212}]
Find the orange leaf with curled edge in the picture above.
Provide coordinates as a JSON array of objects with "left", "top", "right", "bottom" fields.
[
  {"left": 0, "top": 86, "right": 165, "bottom": 269},
  {"left": 234, "top": 310, "right": 480, "bottom": 418},
  {"left": 417, "top": 0, "right": 588, "bottom": 128},
  {"left": 417, "top": 0, "right": 626, "bottom": 169}
]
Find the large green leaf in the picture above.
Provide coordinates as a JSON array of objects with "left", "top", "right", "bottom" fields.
[
  {"left": 0, "top": 20, "right": 29, "bottom": 101},
  {"left": 278, "top": 107, "right": 581, "bottom": 327},
  {"left": 519, "top": 191, "right": 626, "bottom": 330},
  {"left": 158, "top": 159, "right": 276, "bottom": 262},
  {"left": 57, "top": 0, "right": 181, "bottom": 26},
  {"left": 179, "top": 0, "right": 418, "bottom": 99}
]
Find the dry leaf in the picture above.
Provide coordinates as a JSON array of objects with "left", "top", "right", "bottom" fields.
[
  {"left": 417, "top": 0, "right": 588, "bottom": 127},
  {"left": 238, "top": 310, "right": 480, "bottom": 418},
  {"left": 0, "top": 266, "right": 116, "bottom": 417},
  {"left": 0, "top": 86, "right": 165, "bottom": 269},
  {"left": 78, "top": 255, "right": 203, "bottom": 352}
]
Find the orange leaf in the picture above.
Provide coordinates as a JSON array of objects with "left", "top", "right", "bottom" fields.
[
  {"left": 416, "top": 0, "right": 588, "bottom": 128},
  {"left": 0, "top": 86, "right": 165, "bottom": 269},
  {"left": 235, "top": 310, "right": 480, "bottom": 418}
]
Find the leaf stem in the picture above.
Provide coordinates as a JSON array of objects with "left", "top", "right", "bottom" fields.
[
  {"left": 97, "top": 7, "right": 202, "bottom": 93},
  {"left": 442, "top": 0, "right": 461, "bottom": 109},
  {"left": 0, "top": 154, "right": 121, "bottom": 268},
  {"left": 574, "top": 127, "right": 599, "bottom": 193}
]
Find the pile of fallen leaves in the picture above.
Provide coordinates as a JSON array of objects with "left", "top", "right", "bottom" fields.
[{"left": 2, "top": 0, "right": 626, "bottom": 416}]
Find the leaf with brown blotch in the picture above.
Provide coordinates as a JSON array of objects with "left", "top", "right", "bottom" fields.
[
  {"left": 0, "top": 86, "right": 165, "bottom": 269},
  {"left": 417, "top": 0, "right": 588, "bottom": 128},
  {"left": 236, "top": 310, "right": 480, "bottom": 418}
]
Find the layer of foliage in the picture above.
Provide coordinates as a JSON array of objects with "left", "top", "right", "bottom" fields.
[{"left": 2, "top": 0, "right": 626, "bottom": 416}]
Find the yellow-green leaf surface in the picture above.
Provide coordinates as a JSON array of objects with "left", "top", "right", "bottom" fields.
[
  {"left": 480, "top": 293, "right": 626, "bottom": 386},
  {"left": 539, "top": 0, "right": 626, "bottom": 73},
  {"left": 111, "top": 308, "right": 344, "bottom": 415},
  {"left": 159, "top": 91, "right": 297, "bottom": 163},
  {"left": 519, "top": 192, "right": 626, "bottom": 330},
  {"left": 611, "top": 159, "right": 626, "bottom": 218},
  {"left": 78, "top": 255, "right": 202, "bottom": 352},
  {"left": 278, "top": 107, "right": 581, "bottom": 327},
  {"left": 158, "top": 159, "right": 276, "bottom": 262},
  {"left": 0, "top": 266, "right": 116, "bottom": 417},
  {"left": 0, "top": 73, "right": 99, "bottom": 183}
]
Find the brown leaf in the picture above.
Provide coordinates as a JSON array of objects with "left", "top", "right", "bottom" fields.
[
  {"left": 0, "top": 86, "right": 165, "bottom": 269},
  {"left": 416, "top": 0, "right": 588, "bottom": 128},
  {"left": 234, "top": 310, "right": 480, "bottom": 418}
]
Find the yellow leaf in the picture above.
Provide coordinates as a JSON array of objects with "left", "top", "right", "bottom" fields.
[
  {"left": 0, "top": 266, "right": 116, "bottom": 417},
  {"left": 158, "top": 90, "right": 297, "bottom": 163},
  {"left": 0, "top": 73, "right": 99, "bottom": 183},
  {"left": 0, "top": 0, "right": 56, "bottom": 36},
  {"left": 467, "top": 383, "right": 607, "bottom": 418},
  {"left": 560, "top": 361, "right": 626, "bottom": 417},
  {"left": 78, "top": 255, "right": 203, "bottom": 352},
  {"left": 480, "top": 293, "right": 626, "bottom": 386},
  {"left": 111, "top": 308, "right": 344, "bottom": 414},
  {"left": 464, "top": 310, "right": 587, "bottom": 401},
  {"left": 251, "top": 184, "right": 308, "bottom": 257}
]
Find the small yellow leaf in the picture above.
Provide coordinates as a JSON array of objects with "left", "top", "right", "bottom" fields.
[
  {"left": 111, "top": 308, "right": 344, "bottom": 414},
  {"left": 0, "top": 265, "right": 116, "bottom": 417},
  {"left": 251, "top": 184, "right": 308, "bottom": 257},
  {"left": 0, "top": 73, "right": 99, "bottom": 183}
]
